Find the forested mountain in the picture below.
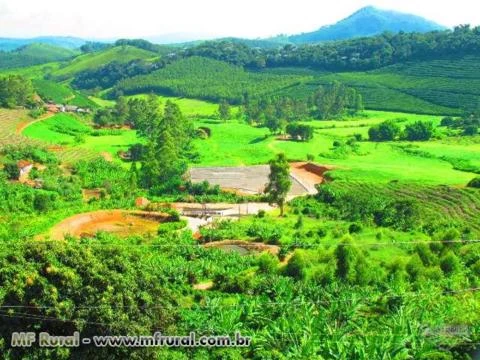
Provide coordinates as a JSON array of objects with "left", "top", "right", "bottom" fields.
[{"left": 287, "top": 6, "right": 446, "bottom": 44}]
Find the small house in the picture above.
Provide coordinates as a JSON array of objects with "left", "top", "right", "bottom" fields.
[
  {"left": 65, "top": 105, "right": 79, "bottom": 112},
  {"left": 46, "top": 104, "right": 59, "bottom": 113},
  {"left": 17, "top": 160, "right": 33, "bottom": 182}
]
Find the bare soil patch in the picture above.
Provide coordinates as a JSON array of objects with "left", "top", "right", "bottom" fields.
[
  {"left": 290, "top": 162, "right": 332, "bottom": 188},
  {"left": 48, "top": 210, "right": 169, "bottom": 240}
]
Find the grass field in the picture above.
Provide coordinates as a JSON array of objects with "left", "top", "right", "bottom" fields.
[
  {"left": 52, "top": 46, "right": 158, "bottom": 79},
  {"left": 20, "top": 106, "right": 479, "bottom": 185},
  {"left": 126, "top": 94, "right": 222, "bottom": 118}
]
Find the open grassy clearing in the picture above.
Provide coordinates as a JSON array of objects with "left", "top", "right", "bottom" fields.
[
  {"left": 126, "top": 94, "right": 221, "bottom": 118},
  {"left": 21, "top": 108, "right": 479, "bottom": 184}
]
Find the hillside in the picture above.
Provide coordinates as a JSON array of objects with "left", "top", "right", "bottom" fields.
[
  {"left": 0, "top": 36, "right": 88, "bottom": 51},
  {"left": 265, "top": 56, "right": 480, "bottom": 115},
  {"left": 115, "top": 56, "right": 310, "bottom": 103},
  {"left": 288, "top": 6, "right": 446, "bottom": 43},
  {"left": 52, "top": 45, "right": 158, "bottom": 79},
  {"left": 0, "top": 43, "right": 77, "bottom": 70}
]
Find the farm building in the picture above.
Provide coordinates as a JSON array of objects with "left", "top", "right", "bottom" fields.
[{"left": 17, "top": 160, "right": 33, "bottom": 182}]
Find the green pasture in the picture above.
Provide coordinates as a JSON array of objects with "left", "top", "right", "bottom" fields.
[
  {"left": 126, "top": 94, "right": 222, "bottom": 118},
  {"left": 22, "top": 108, "right": 479, "bottom": 185}
]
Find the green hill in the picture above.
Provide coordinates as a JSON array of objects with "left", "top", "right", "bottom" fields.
[
  {"left": 260, "top": 56, "right": 480, "bottom": 115},
  {"left": 0, "top": 43, "right": 77, "bottom": 70},
  {"left": 115, "top": 56, "right": 310, "bottom": 103},
  {"left": 52, "top": 45, "right": 158, "bottom": 79}
]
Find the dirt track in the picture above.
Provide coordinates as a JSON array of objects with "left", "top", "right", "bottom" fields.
[{"left": 48, "top": 210, "right": 169, "bottom": 240}]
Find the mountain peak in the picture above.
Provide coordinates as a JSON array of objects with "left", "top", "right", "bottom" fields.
[{"left": 289, "top": 6, "right": 446, "bottom": 44}]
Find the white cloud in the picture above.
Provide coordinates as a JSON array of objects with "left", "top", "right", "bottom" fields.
[{"left": 0, "top": 0, "right": 478, "bottom": 39}]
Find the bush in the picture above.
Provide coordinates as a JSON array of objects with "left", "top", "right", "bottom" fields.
[
  {"left": 463, "top": 125, "right": 478, "bottom": 136},
  {"left": 257, "top": 253, "right": 279, "bottom": 274},
  {"left": 247, "top": 222, "right": 282, "bottom": 244},
  {"left": 406, "top": 254, "right": 425, "bottom": 281},
  {"left": 440, "top": 251, "right": 461, "bottom": 275},
  {"left": 467, "top": 177, "right": 480, "bottom": 188},
  {"left": 33, "top": 192, "right": 58, "bottom": 212},
  {"left": 415, "top": 243, "right": 437, "bottom": 267},
  {"left": 294, "top": 215, "right": 304, "bottom": 230},
  {"left": 309, "top": 263, "right": 336, "bottom": 285},
  {"left": 317, "top": 227, "right": 327, "bottom": 238},
  {"left": 256, "top": 210, "right": 266, "bottom": 218},
  {"left": 157, "top": 220, "right": 187, "bottom": 235},
  {"left": 440, "top": 116, "right": 455, "bottom": 127},
  {"left": 368, "top": 120, "right": 400, "bottom": 142},
  {"left": 348, "top": 223, "right": 362, "bottom": 234},
  {"left": 403, "top": 121, "right": 434, "bottom": 141},
  {"left": 284, "top": 251, "right": 308, "bottom": 280},
  {"left": 3, "top": 161, "right": 19, "bottom": 180}
]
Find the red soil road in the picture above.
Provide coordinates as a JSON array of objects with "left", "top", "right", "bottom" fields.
[{"left": 48, "top": 210, "right": 169, "bottom": 240}]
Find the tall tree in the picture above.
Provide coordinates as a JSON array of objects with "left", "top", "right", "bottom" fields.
[
  {"left": 218, "top": 99, "right": 231, "bottom": 121},
  {"left": 265, "top": 153, "right": 292, "bottom": 216},
  {"left": 139, "top": 100, "right": 192, "bottom": 191}
]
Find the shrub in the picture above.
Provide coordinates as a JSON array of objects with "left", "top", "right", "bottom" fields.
[
  {"left": 309, "top": 263, "right": 336, "bottom": 285},
  {"left": 467, "top": 177, "right": 480, "bottom": 188},
  {"left": 247, "top": 222, "right": 282, "bottom": 244},
  {"left": 157, "top": 220, "right": 187, "bottom": 235},
  {"left": 317, "top": 227, "right": 327, "bottom": 238},
  {"left": 424, "top": 266, "right": 444, "bottom": 281},
  {"left": 257, "top": 253, "right": 279, "bottom": 274},
  {"left": 348, "top": 223, "right": 362, "bottom": 234},
  {"left": 463, "top": 125, "right": 478, "bottom": 136},
  {"left": 440, "top": 116, "right": 455, "bottom": 127},
  {"left": 368, "top": 120, "right": 400, "bottom": 142},
  {"left": 257, "top": 210, "right": 266, "bottom": 218},
  {"left": 284, "top": 251, "right": 308, "bottom": 280},
  {"left": 415, "top": 243, "right": 437, "bottom": 267},
  {"left": 3, "top": 161, "right": 19, "bottom": 180},
  {"left": 406, "top": 254, "right": 425, "bottom": 281},
  {"left": 403, "top": 121, "right": 434, "bottom": 141},
  {"left": 33, "top": 192, "right": 58, "bottom": 212},
  {"left": 440, "top": 251, "right": 461, "bottom": 275},
  {"left": 294, "top": 215, "right": 304, "bottom": 230}
]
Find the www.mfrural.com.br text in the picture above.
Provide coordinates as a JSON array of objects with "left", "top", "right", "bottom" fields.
[{"left": 11, "top": 331, "right": 251, "bottom": 348}]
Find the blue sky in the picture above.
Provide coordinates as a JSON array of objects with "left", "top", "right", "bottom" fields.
[{"left": 0, "top": 0, "right": 478, "bottom": 39}]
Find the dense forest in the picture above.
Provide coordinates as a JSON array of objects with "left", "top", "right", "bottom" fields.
[
  {"left": 114, "top": 57, "right": 308, "bottom": 103},
  {"left": 183, "top": 26, "right": 480, "bottom": 71}
]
